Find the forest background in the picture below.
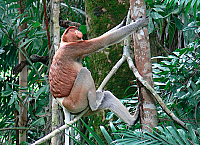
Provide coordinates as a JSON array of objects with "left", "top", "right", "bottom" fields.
[{"left": 0, "top": 0, "right": 199, "bottom": 144}]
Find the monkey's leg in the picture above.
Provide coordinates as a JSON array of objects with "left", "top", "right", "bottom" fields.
[
  {"left": 62, "top": 67, "right": 104, "bottom": 113},
  {"left": 98, "top": 91, "right": 140, "bottom": 125},
  {"left": 76, "top": 68, "right": 104, "bottom": 111}
]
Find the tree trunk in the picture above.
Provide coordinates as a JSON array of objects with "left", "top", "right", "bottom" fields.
[
  {"left": 51, "top": 0, "right": 60, "bottom": 144},
  {"left": 18, "top": 0, "right": 28, "bottom": 143},
  {"left": 129, "top": 0, "right": 158, "bottom": 131},
  {"left": 85, "top": 0, "right": 130, "bottom": 137}
]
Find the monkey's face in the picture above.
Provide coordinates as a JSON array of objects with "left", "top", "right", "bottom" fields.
[{"left": 62, "top": 26, "right": 83, "bottom": 42}]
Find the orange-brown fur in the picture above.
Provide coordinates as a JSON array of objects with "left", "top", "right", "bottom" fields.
[{"left": 49, "top": 47, "right": 81, "bottom": 98}]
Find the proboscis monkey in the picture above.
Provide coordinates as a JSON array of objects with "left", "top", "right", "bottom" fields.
[{"left": 49, "top": 18, "right": 148, "bottom": 125}]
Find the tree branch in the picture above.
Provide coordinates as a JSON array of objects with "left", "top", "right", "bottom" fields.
[
  {"left": 124, "top": 40, "right": 188, "bottom": 130},
  {"left": 13, "top": 54, "right": 48, "bottom": 75},
  {"left": 59, "top": 20, "right": 81, "bottom": 28},
  {"left": 31, "top": 107, "right": 89, "bottom": 145}
]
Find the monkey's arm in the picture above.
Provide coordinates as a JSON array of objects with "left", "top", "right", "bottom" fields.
[
  {"left": 68, "top": 17, "right": 148, "bottom": 57},
  {"left": 92, "top": 17, "right": 148, "bottom": 50}
]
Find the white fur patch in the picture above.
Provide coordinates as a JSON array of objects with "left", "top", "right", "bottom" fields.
[{"left": 56, "top": 97, "right": 64, "bottom": 108}]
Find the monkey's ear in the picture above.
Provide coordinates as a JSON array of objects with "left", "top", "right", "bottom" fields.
[{"left": 62, "top": 34, "right": 68, "bottom": 42}]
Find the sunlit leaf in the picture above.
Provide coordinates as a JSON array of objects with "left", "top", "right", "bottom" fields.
[
  {"left": 1, "top": 83, "right": 13, "bottom": 96},
  {"left": 151, "top": 12, "right": 164, "bottom": 19},
  {"left": 8, "top": 4, "right": 20, "bottom": 10},
  {"left": 20, "top": 17, "right": 33, "bottom": 25},
  {"left": 34, "top": 84, "right": 49, "bottom": 99},
  {"left": 100, "top": 126, "right": 112, "bottom": 144},
  {"left": 8, "top": 91, "right": 18, "bottom": 105},
  {"left": 33, "top": 21, "right": 40, "bottom": 28}
]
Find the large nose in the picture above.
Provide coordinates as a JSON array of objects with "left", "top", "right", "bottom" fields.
[{"left": 75, "top": 30, "right": 83, "bottom": 38}]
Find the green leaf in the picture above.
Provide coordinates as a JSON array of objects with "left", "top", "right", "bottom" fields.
[
  {"left": 193, "top": 90, "right": 200, "bottom": 96},
  {"left": 172, "top": 8, "right": 180, "bottom": 14},
  {"left": 191, "top": 0, "right": 197, "bottom": 8},
  {"left": 100, "top": 126, "right": 112, "bottom": 144},
  {"left": 197, "top": 128, "right": 200, "bottom": 137},
  {"left": 68, "top": 124, "right": 95, "bottom": 145},
  {"left": 20, "top": 17, "right": 33, "bottom": 25},
  {"left": 177, "top": 129, "right": 190, "bottom": 144},
  {"left": 150, "top": 12, "right": 164, "bottom": 19},
  {"left": 187, "top": 78, "right": 192, "bottom": 88},
  {"left": 152, "top": 8, "right": 164, "bottom": 12},
  {"left": 167, "top": 126, "right": 184, "bottom": 145},
  {"left": 8, "top": 4, "right": 20, "bottom": 10},
  {"left": 18, "top": 38, "right": 34, "bottom": 49},
  {"left": 33, "top": 21, "right": 40, "bottom": 28},
  {"left": 1, "top": 83, "right": 13, "bottom": 96},
  {"left": 187, "top": 124, "right": 198, "bottom": 144},
  {"left": 1, "top": 35, "right": 8, "bottom": 47},
  {"left": 184, "top": 0, "right": 191, "bottom": 7},
  {"left": 35, "top": 31, "right": 47, "bottom": 36},
  {"left": 26, "top": 0, "right": 34, "bottom": 8},
  {"left": 109, "top": 122, "right": 121, "bottom": 139},
  {"left": 8, "top": 91, "right": 18, "bottom": 105},
  {"left": 152, "top": 56, "right": 169, "bottom": 60},
  {"left": 79, "top": 25, "right": 87, "bottom": 35},
  {"left": 173, "top": 16, "right": 184, "bottom": 30},
  {"left": 148, "top": 16, "right": 154, "bottom": 34},
  {"left": 34, "top": 84, "right": 49, "bottom": 99},
  {"left": 81, "top": 119, "right": 105, "bottom": 145},
  {"left": 0, "top": 49, "right": 5, "bottom": 54},
  {"left": 154, "top": 5, "right": 166, "bottom": 9},
  {"left": 0, "top": 24, "right": 6, "bottom": 29},
  {"left": 185, "top": 0, "right": 192, "bottom": 17},
  {"left": 30, "top": 117, "right": 45, "bottom": 127}
]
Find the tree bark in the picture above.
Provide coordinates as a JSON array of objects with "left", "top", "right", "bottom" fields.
[
  {"left": 51, "top": 0, "right": 60, "bottom": 144},
  {"left": 18, "top": 0, "right": 28, "bottom": 143},
  {"left": 85, "top": 0, "right": 130, "bottom": 138},
  {"left": 129, "top": 0, "right": 158, "bottom": 131}
]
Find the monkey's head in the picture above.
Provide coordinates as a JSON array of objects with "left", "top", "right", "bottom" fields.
[{"left": 61, "top": 26, "right": 83, "bottom": 43}]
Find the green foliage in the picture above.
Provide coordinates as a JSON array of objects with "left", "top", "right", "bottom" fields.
[
  {"left": 152, "top": 40, "right": 200, "bottom": 129},
  {"left": 147, "top": 0, "right": 200, "bottom": 52},
  {"left": 112, "top": 124, "right": 200, "bottom": 145},
  {"left": 0, "top": 0, "right": 50, "bottom": 144},
  {"left": 61, "top": 0, "right": 86, "bottom": 25},
  {"left": 75, "top": 121, "right": 200, "bottom": 145}
]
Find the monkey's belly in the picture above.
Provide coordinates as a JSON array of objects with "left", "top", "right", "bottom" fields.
[{"left": 49, "top": 64, "right": 78, "bottom": 98}]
